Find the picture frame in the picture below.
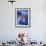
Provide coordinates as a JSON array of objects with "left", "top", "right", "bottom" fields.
[{"left": 15, "top": 8, "right": 31, "bottom": 28}]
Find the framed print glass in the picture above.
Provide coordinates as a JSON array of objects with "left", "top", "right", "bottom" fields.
[{"left": 15, "top": 8, "right": 31, "bottom": 28}]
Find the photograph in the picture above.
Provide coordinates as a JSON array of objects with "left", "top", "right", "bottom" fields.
[{"left": 15, "top": 8, "right": 31, "bottom": 27}]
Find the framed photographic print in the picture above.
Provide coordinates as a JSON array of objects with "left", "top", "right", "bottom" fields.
[{"left": 15, "top": 8, "right": 31, "bottom": 28}]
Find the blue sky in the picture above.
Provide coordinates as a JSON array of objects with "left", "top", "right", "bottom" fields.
[{"left": 17, "top": 10, "right": 28, "bottom": 16}]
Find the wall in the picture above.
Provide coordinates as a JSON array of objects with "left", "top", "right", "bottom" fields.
[{"left": 0, "top": 0, "right": 46, "bottom": 42}]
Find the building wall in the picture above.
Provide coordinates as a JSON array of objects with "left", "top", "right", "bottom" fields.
[{"left": 0, "top": 0, "right": 46, "bottom": 42}]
